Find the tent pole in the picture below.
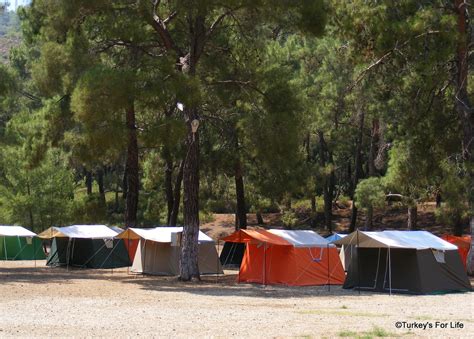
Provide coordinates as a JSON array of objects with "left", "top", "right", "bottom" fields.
[
  {"left": 216, "top": 239, "right": 219, "bottom": 284},
  {"left": 3, "top": 236, "right": 7, "bottom": 261},
  {"left": 238, "top": 231, "right": 241, "bottom": 283},
  {"left": 33, "top": 237, "right": 37, "bottom": 268},
  {"left": 66, "top": 238, "right": 71, "bottom": 271},
  {"left": 388, "top": 246, "right": 392, "bottom": 296},
  {"left": 263, "top": 242, "right": 266, "bottom": 286},
  {"left": 127, "top": 231, "right": 130, "bottom": 275},
  {"left": 356, "top": 230, "right": 360, "bottom": 296},
  {"left": 327, "top": 243, "right": 330, "bottom": 292}
]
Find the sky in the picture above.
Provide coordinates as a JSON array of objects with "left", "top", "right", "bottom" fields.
[{"left": 4, "top": 0, "right": 30, "bottom": 11}]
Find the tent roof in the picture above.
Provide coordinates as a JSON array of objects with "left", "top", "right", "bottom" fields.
[
  {"left": 0, "top": 225, "right": 36, "bottom": 237},
  {"left": 268, "top": 230, "right": 334, "bottom": 247},
  {"left": 333, "top": 230, "right": 457, "bottom": 250},
  {"left": 326, "top": 233, "right": 347, "bottom": 243},
  {"left": 117, "top": 227, "right": 214, "bottom": 243},
  {"left": 221, "top": 229, "right": 292, "bottom": 246},
  {"left": 441, "top": 235, "right": 471, "bottom": 250},
  {"left": 37, "top": 225, "right": 119, "bottom": 239}
]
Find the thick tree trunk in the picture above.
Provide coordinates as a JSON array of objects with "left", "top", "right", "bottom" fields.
[
  {"left": 164, "top": 150, "right": 174, "bottom": 225},
  {"left": 454, "top": 0, "right": 474, "bottom": 274},
  {"left": 178, "top": 13, "right": 207, "bottom": 281},
  {"left": 180, "top": 105, "right": 201, "bottom": 280},
  {"left": 407, "top": 205, "right": 417, "bottom": 230},
  {"left": 97, "top": 168, "right": 106, "bottom": 206},
  {"left": 234, "top": 158, "right": 247, "bottom": 230},
  {"left": 256, "top": 211, "right": 265, "bottom": 225},
  {"left": 350, "top": 109, "right": 365, "bottom": 232},
  {"left": 124, "top": 104, "right": 139, "bottom": 228},
  {"left": 170, "top": 160, "right": 184, "bottom": 226},
  {"left": 85, "top": 171, "right": 92, "bottom": 195}
]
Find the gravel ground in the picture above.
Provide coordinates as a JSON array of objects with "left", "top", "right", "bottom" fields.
[{"left": 0, "top": 261, "right": 472, "bottom": 338}]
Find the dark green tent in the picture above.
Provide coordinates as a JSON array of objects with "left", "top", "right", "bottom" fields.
[
  {"left": 46, "top": 237, "right": 130, "bottom": 269},
  {"left": 335, "top": 230, "right": 472, "bottom": 294},
  {"left": 0, "top": 226, "right": 45, "bottom": 260},
  {"left": 39, "top": 225, "right": 130, "bottom": 269}
]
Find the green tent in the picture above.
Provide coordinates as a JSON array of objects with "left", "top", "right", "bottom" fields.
[
  {"left": 0, "top": 226, "right": 46, "bottom": 260},
  {"left": 38, "top": 225, "right": 130, "bottom": 269},
  {"left": 46, "top": 237, "right": 130, "bottom": 269}
]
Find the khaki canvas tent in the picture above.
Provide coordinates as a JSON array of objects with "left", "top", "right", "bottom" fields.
[
  {"left": 38, "top": 225, "right": 130, "bottom": 269},
  {"left": 326, "top": 233, "right": 353, "bottom": 271},
  {"left": 0, "top": 226, "right": 45, "bottom": 260},
  {"left": 334, "top": 230, "right": 471, "bottom": 294},
  {"left": 117, "top": 227, "right": 223, "bottom": 275},
  {"left": 222, "top": 229, "right": 345, "bottom": 286}
]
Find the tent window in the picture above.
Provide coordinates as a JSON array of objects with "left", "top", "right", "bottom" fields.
[
  {"left": 26, "top": 237, "right": 32, "bottom": 245},
  {"left": 104, "top": 239, "right": 114, "bottom": 249},
  {"left": 432, "top": 250, "right": 445, "bottom": 264}
]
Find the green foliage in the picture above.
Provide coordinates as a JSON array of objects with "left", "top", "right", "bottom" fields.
[
  {"left": 0, "top": 0, "right": 470, "bottom": 233},
  {"left": 0, "top": 148, "right": 74, "bottom": 232},
  {"left": 281, "top": 210, "right": 298, "bottom": 228},
  {"left": 355, "top": 177, "right": 386, "bottom": 211}
]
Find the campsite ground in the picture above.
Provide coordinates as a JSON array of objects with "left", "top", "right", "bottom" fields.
[{"left": 1, "top": 261, "right": 472, "bottom": 338}]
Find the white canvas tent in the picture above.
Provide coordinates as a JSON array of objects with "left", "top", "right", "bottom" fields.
[
  {"left": 268, "top": 229, "right": 334, "bottom": 247},
  {"left": 37, "top": 225, "right": 119, "bottom": 239},
  {"left": 0, "top": 226, "right": 37, "bottom": 237},
  {"left": 117, "top": 227, "right": 223, "bottom": 276}
]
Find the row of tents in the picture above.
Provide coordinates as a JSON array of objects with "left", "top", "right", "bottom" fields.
[{"left": 0, "top": 225, "right": 471, "bottom": 295}]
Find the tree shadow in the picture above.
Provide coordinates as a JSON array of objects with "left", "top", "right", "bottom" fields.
[
  {"left": 0, "top": 263, "right": 130, "bottom": 285},
  {"left": 120, "top": 273, "right": 392, "bottom": 299}
]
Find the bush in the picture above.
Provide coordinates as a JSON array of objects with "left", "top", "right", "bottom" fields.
[
  {"left": 354, "top": 177, "right": 386, "bottom": 210},
  {"left": 281, "top": 210, "right": 298, "bottom": 228}
]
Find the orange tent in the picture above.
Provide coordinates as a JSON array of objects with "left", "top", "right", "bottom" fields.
[
  {"left": 221, "top": 229, "right": 345, "bottom": 286},
  {"left": 441, "top": 235, "right": 471, "bottom": 269}
]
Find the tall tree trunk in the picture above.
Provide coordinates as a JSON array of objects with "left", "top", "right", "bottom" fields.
[
  {"left": 26, "top": 180, "right": 34, "bottom": 231},
  {"left": 234, "top": 157, "right": 247, "bottom": 230},
  {"left": 318, "top": 131, "right": 334, "bottom": 232},
  {"left": 407, "top": 205, "right": 417, "bottom": 230},
  {"left": 97, "top": 168, "right": 106, "bottom": 206},
  {"left": 364, "top": 119, "right": 379, "bottom": 230},
  {"left": 85, "top": 171, "right": 92, "bottom": 195},
  {"left": 310, "top": 196, "right": 316, "bottom": 213},
  {"left": 124, "top": 103, "right": 139, "bottom": 228},
  {"left": 122, "top": 165, "right": 127, "bottom": 200},
  {"left": 170, "top": 160, "right": 184, "bottom": 226},
  {"left": 180, "top": 104, "right": 201, "bottom": 280},
  {"left": 454, "top": 0, "right": 474, "bottom": 274},
  {"left": 435, "top": 191, "right": 442, "bottom": 208},
  {"left": 164, "top": 149, "right": 174, "bottom": 225},
  {"left": 179, "top": 15, "right": 206, "bottom": 280},
  {"left": 350, "top": 109, "right": 365, "bottom": 232}
]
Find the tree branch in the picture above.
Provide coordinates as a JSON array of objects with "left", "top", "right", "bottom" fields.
[{"left": 348, "top": 30, "right": 441, "bottom": 91}]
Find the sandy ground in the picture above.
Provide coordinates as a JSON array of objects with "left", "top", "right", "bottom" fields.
[{"left": 0, "top": 261, "right": 472, "bottom": 338}]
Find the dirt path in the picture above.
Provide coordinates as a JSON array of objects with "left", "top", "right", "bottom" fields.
[{"left": 0, "top": 261, "right": 472, "bottom": 338}]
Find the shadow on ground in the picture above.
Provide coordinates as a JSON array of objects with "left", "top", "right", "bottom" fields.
[{"left": 2, "top": 261, "right": 472, "bottom": 299}]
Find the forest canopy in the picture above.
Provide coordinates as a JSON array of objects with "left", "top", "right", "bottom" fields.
[{"left": 0, "top": 1, "right": 472, "bottom": 280}]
